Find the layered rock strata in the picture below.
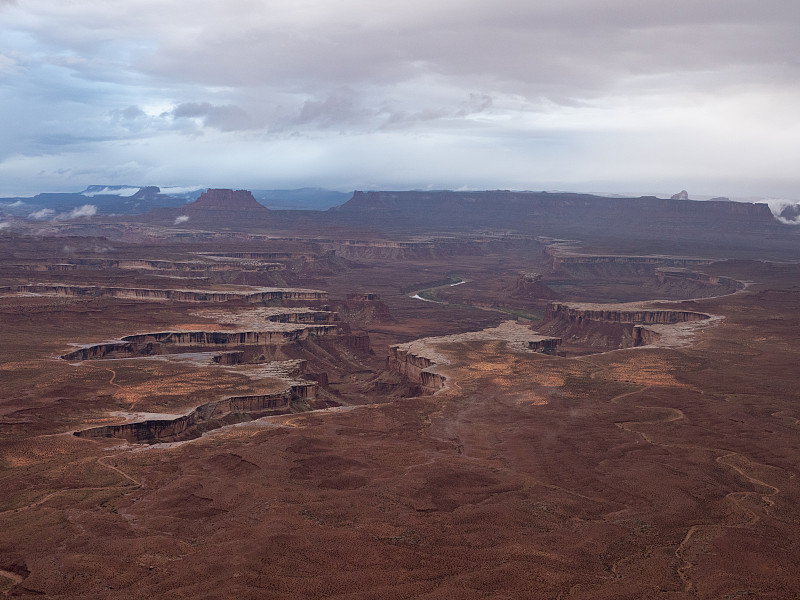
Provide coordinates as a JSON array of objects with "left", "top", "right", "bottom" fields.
[
  {"left": 200, "top": 251, "right": 330, "bottom": 261},
  {"left": 213, "top": 350, "right": 246, "bottom": 365},
  {"left": 545, "top": 302, "right": 710, "bottom": 325},
  {"left": 186, "top": 189, "right": 269, "bottom": 213},
  {"left": 547, "top": 251, "right": 715, "bottom": 271},
  {"left": 3, "top": 284, "right": 327, "bottom": 303},
  {"left": 653, "top": 268, "right": 743, "bottom": 291},
  {"left": 388, "top": 322, "right": 562, "bottom": 394},
  {"left": 74, "top": 383, "right": 315, "bottom": 443},
  {"left": 528, "top": 337, "right": 562, "bottom": 353},
  {"left": 60, "top": 258, "right": 285, "bottom": 272},
  {"left": 538, "top": 301, "right": 712, "bottom": 350},
  {"left": 387, "top": 347, "right": 445, "bottom": 393},
  {"left": 61, "top": 325, "right": 341, "bottom": 361}
]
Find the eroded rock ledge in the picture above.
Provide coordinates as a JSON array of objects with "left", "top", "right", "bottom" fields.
[
  {"left": 2, "top": 284, "right": 327, "bottom": 303},
  {"left": 74, "top": 383, "right": 316, "bottom": 444},
  {"left": 61, "top": 325, "right": 342, "bottom": 361},
  {"left": 66, "top": 258, "right": 285, "bottom": 273},
  {"left": 538, "top": 301, "right": 713, "bottom": 350},
  {"left": 388, "top": 322, "right": 562, "bottom": 394},
  {"left": 545, "top": 302, "right": 710, "bottom": 325}
]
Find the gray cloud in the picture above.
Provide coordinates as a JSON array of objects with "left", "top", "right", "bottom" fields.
[
  {"left": 171, "top": 102, "right": 257, "bottom": 131},
  {"left": 115, "top": 105, "right": 146, "bottom": 120},
  {"left": 0, "top": 1, "right": 799, "bottom": 198},
  {"left": 296, "top": 88, "right": 375, "bottom": 127}
]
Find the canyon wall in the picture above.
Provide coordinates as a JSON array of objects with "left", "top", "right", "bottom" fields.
[
  {"left": 537, "top": 302, "right": 709, "bottom": 350},
  {"left": 544, "top": 302, "right": 710, "bottom": 325},
  {"left": 547, "top": 252, "right": 715, "bottom": 271},
  {"left": 386, "top": 347, "right": 446, "bottom": 394},
  {"left": 653, "top": 268, "right": 743, "bottom": 291},
  {"left": 528, "top": 337, "right": 562, "bottom": 353},
  {"left": 330, "top": 191, "right": 781, "bottom": 241},
  {"left": 61, "top": 326, "right": 341, "bottom": 361},
  {"left": 62, "top": 258, "right": 286, "bottom": 272},
  {"left": 3, "top": 284, "right": 327, "bottom": 303},
  {"left": 74, "top": 383, "right": 314, "bottom": 443}
]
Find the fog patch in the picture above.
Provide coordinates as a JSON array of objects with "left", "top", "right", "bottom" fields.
[
  {"left": 28, "top": 204, "right": 97, "bottom": 220},
  {"left": 62, "top": 204, "right": 97, "bottom": 219},
  {"left": 160, "top": 186, "right": 204, "bottom": 196},
  {"left": 82, "top": 187, "right": 140, "bottom": 197},
  {"left": 29, "top": 208, "right": 56, "bottom": 219},
  {"left": 174, "top": 215, "right": 190, "bottom": 225}
]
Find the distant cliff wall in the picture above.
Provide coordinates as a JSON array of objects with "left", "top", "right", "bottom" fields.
[
  {"left": 537, "top": 302, "right": 709, "bottom": 349},
  {"left": 75, "top": 383, "right": 315, "bottom": 443},
  {"left": 4, "top": 284, "right": 327, "bottom": 303},
  {"left": 330, "top": 191, "right": 780, "bottom": 241}
]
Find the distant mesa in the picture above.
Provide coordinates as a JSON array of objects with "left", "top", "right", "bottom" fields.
[
  {"left": 671, "top": 190, "right": 690, "bottom": 200},
  {"left": 129, "top": 186, "right": 167, "bottom": 201},
  {"left": 331, "top": 190, "right": 779, "bottom": 236},
  {"left": 141, "top": 188, "right": 270, "bottom": 226},
  {"left": 187, "top": 189, "right": 269, "bottom": 212}
]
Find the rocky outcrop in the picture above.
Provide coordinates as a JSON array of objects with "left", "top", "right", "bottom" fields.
[
  {"left": 546, "top": 250, "right": 715, "bottom": 272},
  {"left": 509, "top": 272, "right": 558, "bottom": 300},
  {"left": 654, "top": 268, "right": 744, "bottom": 292},
  {"left": 3, "top": 284, "right": 327, "bottom": 304},
  {"left": 60, "top": 258, "right": 285, "bottom": 273},
  {"left": 8, "top": 263, "right": 79, "bottom": 272},
  {"left": 201, "top": 251, "right": 331, "bottom": 261},
  {"left": 387, "top": 322, "right": 562, "bottom": 394},
  {"left": 337, "top": 293, "right": 394, "bottom": 326},
  {"left": 189, "top": 189, "right": 269, "bottom": 212},
  {"left": 528, "top": 337, "right": 562, "bottom": 353},
  {"left": 213, "top": 350, "right": 246, "bottom": 365},
  {"left": 386, "top": 347, "right": 445, "bottom": 393},
  {"left": 537, "top": 302, "right": 709, "bottom": 350},
  {"left": 74, "top": 383, "right": 315, "bottom": 443},
  {"left": 141, "top": 188, "right": 271, "bottom": 227},
  {"left": 264, "top": 310, "right": 338, "bottom": 324},
  {"left": 632, "top": 325, "right": 661, "bottom": 347},
  {"left": 544, "top": 302, "right": 710, "bottom": 325},
  {"left": 61, "top": 326, "right": 341, "bottom": 361}
]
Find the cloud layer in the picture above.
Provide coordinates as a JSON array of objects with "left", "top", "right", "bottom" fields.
[{"left": 1, "top": 0, "right": 799, "bottom": 198}]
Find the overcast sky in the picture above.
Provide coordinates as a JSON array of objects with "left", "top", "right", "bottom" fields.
[{"left": 1, "top": 0, "right": 799, "bottom": 199}]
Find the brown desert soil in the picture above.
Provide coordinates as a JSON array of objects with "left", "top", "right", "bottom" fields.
[{"left": 1, "top": 223, "right": 799, "bottom": 598}]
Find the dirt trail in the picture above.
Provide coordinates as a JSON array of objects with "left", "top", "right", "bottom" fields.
[{"left": 97, "top": 455, "right": 140, "bottom": 486}]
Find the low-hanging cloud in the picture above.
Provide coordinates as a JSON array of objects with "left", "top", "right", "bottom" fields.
[
  {"left": 28, "top": 204, "right": 97, "bottom": 220},
  {"left": 29, "top": 208, "right": 56, "bottom": 219},
  {"left": 765, "top": 199, "right": 800, "bottom": 225},
  {"left": 62, "top": 204, "right": 97, "bottom": 219},
  {"left": 174, "top": 215, "right": 190, "bottom": 225},
  {"left": 82, "top": 187, "right": 140, "bottom": 197}
]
